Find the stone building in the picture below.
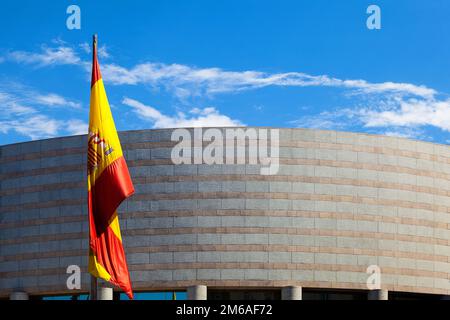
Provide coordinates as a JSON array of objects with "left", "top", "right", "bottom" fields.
[{"left": 1, "top": 128, "right": 450, "bottom": 300}]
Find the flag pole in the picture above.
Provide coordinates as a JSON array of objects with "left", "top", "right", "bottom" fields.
[
  {"left": 90, "top": 275, "right": 97, "bottom": 300},
  {"left": 89, "top": 33, "right": 98, "bottom": 301},
  {"left": 87, "top": 32, "right": 134, "bottom": 300},
  {"left": 93, "top": 34, "right": 98, "bottom": 59}
]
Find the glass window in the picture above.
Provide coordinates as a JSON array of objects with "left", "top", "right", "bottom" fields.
[{"left": 120, "top": 292, "right": 187, "bottom": 300}]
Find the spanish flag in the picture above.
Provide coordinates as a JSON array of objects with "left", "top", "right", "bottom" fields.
[{"left": 87, "top": 35, "right": 134, "bottom": 299}]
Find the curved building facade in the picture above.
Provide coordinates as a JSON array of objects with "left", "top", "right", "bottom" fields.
[{"left": 1, "top": 128, "right": 450, "bottom": 300}]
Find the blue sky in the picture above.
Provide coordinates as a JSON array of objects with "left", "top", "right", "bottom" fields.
[{"left": 1, "top": 0, "right": 450, "bottom": 145}]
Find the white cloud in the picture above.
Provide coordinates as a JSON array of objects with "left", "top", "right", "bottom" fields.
[
  {"left": 35, "top": 93, "right": 81, "bottom": 108},
  {"left": 0, "top": 115, "right": 61, "bottom": 140},
  {"left": 0, "top": 83, "right": 85, "bottom": 140},
  {"left": 65, "top": 119, "right": 88, "bottom": 136},
  {"left": 291, "top": 108, "right": 360, "bottom": 131},
  {"left": 0, "top": 82, "right": 81, "bottom": 110},
  {"left": 98, "top": 45, "right": 110, "bottom": 59},
  {"left": 4, "top": 42, "right": 449, "bottom": 140},
  {"left": 358, "top": 98, "right": 450, "bottom": 131},
  {"left": 383, "top": 127, "right": 426, "bottom": 140},
  {"left": 99, "top": 62, "right": 435, "bottom": 99},
  {"left": 100, "top": 63, "right": 140, "bottom": 84},
  {"left": 0, "top": 116, "right": 87, "bottom": 140},
  {"left": 292, "top": 96, "right": 450, "bottom": 140},
  {"left": 79, "top": 42, "right": 91, "bottom": 54},
  {"left": 7, "top": 45, "right": 81, "bottom": 67},
  {"left": 0, "top": 91, "right": 36, "bottom": 116},
  {"left": 79, "top": 42, "right": 109, "bottom": 59},
  {"left": 122, "top": 97, "right": 244, "bottom": 128},
  {"left": 5, "top": 43, "right": 434, "bottom": 98}
]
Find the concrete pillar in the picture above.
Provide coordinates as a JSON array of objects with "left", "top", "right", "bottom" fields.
[
  {"left": 187, "top": 285, "right": 207, "bottom": 300},
  {"left": 368, "top": 289, "right": 388, "bottom": 300},
  {"left": 9, "top": 291, "right": 29, "bottom": 300},
  {"left": 281, "top": 286, "right": 302, "bottom": 300},
  {"left": 98, "top": 286, "right": 114, "bottom": 300}
]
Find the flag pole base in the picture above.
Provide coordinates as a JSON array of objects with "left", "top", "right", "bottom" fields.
[{"left": 90, "top": 276, "right": 98, "bottom": 300}]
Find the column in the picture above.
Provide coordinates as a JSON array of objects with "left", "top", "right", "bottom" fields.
[
  {"left": 9, "top": 291, "right": 29, "bottom": 300},
  {"left": 187, "top": 285, "right": 207, "bottom": 300},
  {"left": 98, "top": 286, "right": 114, "bottom": 300},
  {"left": 281, "top": 286, "right": 302, "bottom": 300},
  {"left": 368, "top": 289, "right": 388, "bottom": 300}
]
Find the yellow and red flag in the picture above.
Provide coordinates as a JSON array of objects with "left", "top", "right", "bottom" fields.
[{"left": 87, "top": 35, "right": 134, "bottom": 299}]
